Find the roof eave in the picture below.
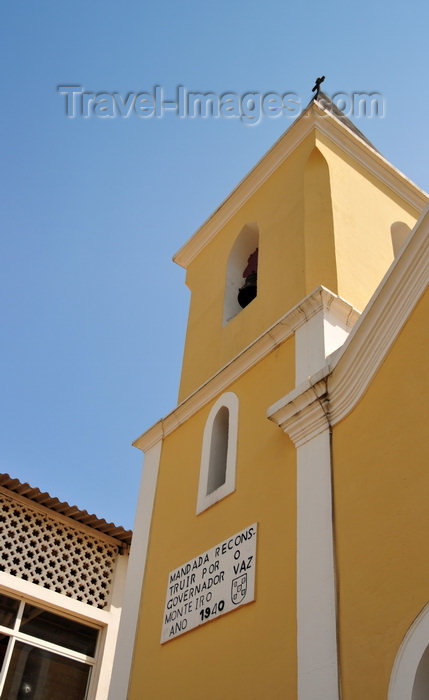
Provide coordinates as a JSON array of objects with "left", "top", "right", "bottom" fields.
[{"left": 173, "top": 100, "right": 428, "bottom": 269}]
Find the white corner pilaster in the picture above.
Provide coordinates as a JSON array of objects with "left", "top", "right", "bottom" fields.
[
  {"left": 92, "top": 553, "right": 129, "bottom": 700},
  {"left": 268, "top": 327, "right": 340, "bottom": 699},
  {"left": 268, "top": 382, "right": 339, "bottom": 700},
  {"left": 268, "top": 376, "right": 339, "bottom": 700},
  {"left": 295, "top": 427, "right": 339, "bottom": 700},
  {"left": 295, "top": 287, "right": 359, "bottom": 384},
  {"left": 107, "top": 440, "right": 162, "bottom": 700}
]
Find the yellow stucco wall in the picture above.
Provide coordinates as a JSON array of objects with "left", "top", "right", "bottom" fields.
[
  {"left": 128, "top": 339, "right": 297, "bottom": 700},
  {"left": 317, "top": 134, "right": 419, "bottom": 312},
  {"left": 333, "top": 288, "right": 429, "bottom": 699}
]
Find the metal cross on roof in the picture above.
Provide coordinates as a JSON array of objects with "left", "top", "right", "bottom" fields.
[{"left": 312, "top": 76, "right": 325, "bottom": 99}]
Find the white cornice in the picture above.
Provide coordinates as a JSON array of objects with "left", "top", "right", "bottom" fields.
[
  {"left": 173, "top": 102, "right": 428, "bottom": 269},
  {"left": 328, "top": 205, "right": 429, "bottom": 426},
  {"left": 0, "top": 572, "right": 112, "bottom": 625},
  {"left": 313, "top": 106, "right": 428, "bottom": 212},
  {"left": 267, "top": 204, "right": 429, "bottom": 445},
  {"left": 133, "top": 287, "right": 358, "bottom": 452},
  {"left": 267, "top": 369, "right": 330, "bottom": 447},
  {"left": 173, "top": 109, "right": 317, "bottom": 268}
]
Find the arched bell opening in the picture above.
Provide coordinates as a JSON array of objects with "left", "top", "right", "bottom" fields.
[
  {"left": 223, "top": 223, "right": 259, "bottom": 325},
  {"left": 238, "top": 248, "right": 258, "bottom": 309}
]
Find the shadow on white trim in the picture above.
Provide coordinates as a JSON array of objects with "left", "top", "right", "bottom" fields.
[{"left": 389, "top": 601, "right": 429, "bottom": 700}]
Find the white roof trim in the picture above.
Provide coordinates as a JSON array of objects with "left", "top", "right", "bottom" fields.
[
  {"left": 173, "top": 102, "right": 428, "bottom": 269},
  {"left": 133, "top": 288, "right": 359, "bottom": 452}
]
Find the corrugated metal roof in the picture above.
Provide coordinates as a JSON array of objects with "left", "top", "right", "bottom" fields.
[{"left": 0, "top": 473, "right": 132, "bottom": 546}]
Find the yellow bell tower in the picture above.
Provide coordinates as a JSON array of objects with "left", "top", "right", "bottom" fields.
[
  {"left": 175, "top": 94, "right": 419, "bottom": 400},
  {"left": 108, "top": 94, "right": 428, "bottom": 700}
]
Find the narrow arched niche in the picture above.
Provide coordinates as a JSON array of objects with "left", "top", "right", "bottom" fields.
[
  {"left": 196, "top": 392, "right": 239, "bottom": 514},
  {"left": 223, "top": 223, "right": 259, "bottom": 325},
  {"left": 391, "top": 221, "right": 412, "bottom": 257},
  {"left": 207, "top": 406, "right": 229, "bottom": 494},
  {"left": 303, "top": 147, "right": 337, "bottom": 295}
]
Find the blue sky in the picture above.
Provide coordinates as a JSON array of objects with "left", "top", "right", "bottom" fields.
[{"left": 1, "top": 0, "right": 428, "bottom": 530}]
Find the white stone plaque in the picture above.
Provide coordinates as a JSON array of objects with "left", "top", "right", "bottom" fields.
[{"left": 161, "top": 523, "right": 257, "bottom": 643}]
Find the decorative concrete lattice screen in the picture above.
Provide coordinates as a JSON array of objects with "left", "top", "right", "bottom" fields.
[{"left": 0, "top": 494, "right": 119, "bottom": 609}]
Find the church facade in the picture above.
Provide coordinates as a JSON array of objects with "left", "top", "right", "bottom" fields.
[{"left": 109, "top": 95, "right": 429, "bottom": 700}]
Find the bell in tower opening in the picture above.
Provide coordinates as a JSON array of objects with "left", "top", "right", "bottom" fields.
[{"left": 238, "top": 248, "right": 258, "bottom": 309}]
